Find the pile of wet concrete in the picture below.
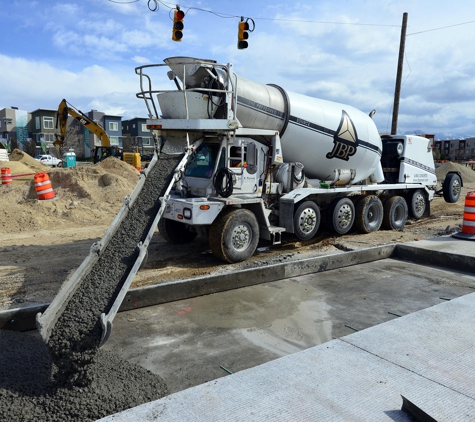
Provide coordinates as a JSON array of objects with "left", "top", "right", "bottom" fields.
[{"left": 0, "top": 154, "right": 183, "bottom": 421}]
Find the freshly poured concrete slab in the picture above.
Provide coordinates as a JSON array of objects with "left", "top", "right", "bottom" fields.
[
  {"left": 99, "top": 236, "right": 475, "bottom": 422},
  {"left": 99, "top": 294, "right": 475, "bottom": 421}
]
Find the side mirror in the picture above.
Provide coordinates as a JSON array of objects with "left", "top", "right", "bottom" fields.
[{"left": 246, "top": 142, "right": 257, "bottom": 174}]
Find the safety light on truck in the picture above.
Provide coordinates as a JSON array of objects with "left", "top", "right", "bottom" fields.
[{"left": 172, "top": 8, "right": 185, "bottom": 42}]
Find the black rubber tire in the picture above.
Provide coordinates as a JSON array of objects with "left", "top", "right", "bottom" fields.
[
  {"left": 293, "top": 201, "right": 321, "bottom": 240},
  {"left": 443, "top": 172, "right": 462, "bottom": 203},
  {"left": 57, "top": 162, "right": 62, "bottom": 168},
  {"left": 355, "top": 195, "right": 383, "bottom": 233},
  {"left": 328, "top": 197, "right": 355, "bottom": 235},
  {"left": 158, "top": 218, "right": 197, "bottom": 244},
  {"left": 382, "top": 196, "right": 408, "bottom": 231},
  {"left": 407, "top": 189, "right": 427, "bottom": 219},
  {"left": 209, "top": 208, "right": 259, "bottom": 263}
]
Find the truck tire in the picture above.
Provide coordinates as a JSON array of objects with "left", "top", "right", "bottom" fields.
[
  {"left": 57, "top": 161, "right": 63, "bottom": 168},
  {"left": 355, "top": 195, "right": 383, "bottom": 233},
  {"left": 209, "top": 208, "right": 259, "bottom": 263},
  {"left": 158, "top": 218, "right": 197, "bottom": 244},
  {"left": 328, "top": 197, "right": 355, "bottom": 235},
  {"left": 294, "top": 201, "right": 321, "bottom": 240},
  {"left": 382, "top": 196, "right": 408, "bottom": 231},
  {"left": 407, "top": 189, "right": 427, "bottom": 219},
  {"left": 443, "top": 172, "right": 462, "bottom": 203}
]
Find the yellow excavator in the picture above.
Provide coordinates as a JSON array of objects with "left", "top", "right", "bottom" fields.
[{"left": 54, "top": 99, "right": 141, "bottom": 169}]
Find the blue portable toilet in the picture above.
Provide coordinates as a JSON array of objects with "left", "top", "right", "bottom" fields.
[{"left": 63, "top": 148, "right": 77, "bottom": 168}]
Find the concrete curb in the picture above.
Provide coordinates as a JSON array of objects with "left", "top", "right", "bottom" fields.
[
  {"left": 0, "top": 244, "right": 396, "bottom": 332},
  {"left": 4, "top": 240, "right": 473, "bottom": 333}
]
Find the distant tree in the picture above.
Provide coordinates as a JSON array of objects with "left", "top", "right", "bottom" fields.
[
  {"left": 440, "top": 153, "right": 447, "bottom": 160},
  {"left": 432, "top": 148, "right": 441, "bottom": 160},
  {"left": 10, "top": 138, "right": 19, "bottom": 152},
  {"left": 25, "top": 139, "right": 37, "bottom": 156}
]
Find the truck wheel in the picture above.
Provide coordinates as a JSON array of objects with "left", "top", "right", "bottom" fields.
[
  {"left": 443, "top": 172, "right": 462, "bottom": 203},
  {"left": 407, "top": 189, "right": 427, "bottom": 219},
  {"left": 209, "top": 208, "right": 259, "bottom": 263},
  {"left": 382, "top": 196, "right": 408, "bottom": 231},
  {"left": 328, "top": 197, "right": 355, "bottom": 235},
  {"left": 57, "top": 161, "right": 63, "bottom": 168},
  {"left": 355, "top": 195, "right": 383, "bottom": 233},
  {"left": 158, "top": 218, "right": 197, "bottom": 244},
  {"left": 294, "top": 201, "right": 321, "bottom": 240}
]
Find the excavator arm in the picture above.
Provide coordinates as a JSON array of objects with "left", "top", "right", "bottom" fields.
[
  {"left": 55, "top": 99, "right": 111, "bottom": 149},
  {"left": 54, "top": 98, "right": 141, "bottom": 168}
]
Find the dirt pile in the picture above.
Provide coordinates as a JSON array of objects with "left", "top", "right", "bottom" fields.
[
  {"left": 436, "top": 162, "right": 475, "bottom": 183},
  {"left": 1, "top": 149, "right": 50, "bottom": 175},
  {"left": 0, "top": 155, "right": 139, "bottom": 234}
]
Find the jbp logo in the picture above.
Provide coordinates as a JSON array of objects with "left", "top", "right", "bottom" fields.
[{"left": 326, "top": 111, "right": 358, "bottom": 161}]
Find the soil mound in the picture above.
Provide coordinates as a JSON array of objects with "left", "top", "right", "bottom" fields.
[
  {"left": 0, "top": 155, "right": 139, "bottom": 234},
  {"left": 436, "top": 162, "right": 475, "bottom": 183},
  {"left": 8, "top": 149, "right": 50, "bottom": 173}
]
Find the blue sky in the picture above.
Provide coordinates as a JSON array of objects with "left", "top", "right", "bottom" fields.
[{"left": 1, "top": 0, "right": 475, "bottom": 139}]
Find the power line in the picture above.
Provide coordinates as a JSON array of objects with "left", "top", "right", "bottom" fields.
[
  {"left": 108, "top": 0, "right": 400, "bottom": 26},
  {"left": 407, "top": 20, "right": 475, "bottom": 36}
]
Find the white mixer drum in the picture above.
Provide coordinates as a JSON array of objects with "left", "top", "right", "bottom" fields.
[{"left": 235, "top": 77, "right": 382, "bottom": 183}]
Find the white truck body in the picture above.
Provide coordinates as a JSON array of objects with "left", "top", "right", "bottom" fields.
[
  {"left": 136, "top": 57, "right": 462, "bottom": 263},
  {"left": 35, "top": 154, "right": 62, "bottom": 167}
]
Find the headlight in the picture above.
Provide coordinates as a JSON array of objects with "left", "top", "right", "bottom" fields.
[{"left": 183, "top": 208, "right": 192, "bottom": 219}]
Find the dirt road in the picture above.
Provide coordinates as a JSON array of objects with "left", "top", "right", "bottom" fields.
[
  {"left": 1, "top": 180, "right": 472, "bottom": 312},
  {"left": 1, "top": 152, "right": 474, "bottom": 312}
]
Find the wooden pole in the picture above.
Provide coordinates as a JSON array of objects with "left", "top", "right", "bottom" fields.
[{"left": 391, "top": 12, "right": 408, "bottom": 135}]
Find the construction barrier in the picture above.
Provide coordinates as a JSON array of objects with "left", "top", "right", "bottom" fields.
[
  {"left": 1, "top": 168, "right": 12, "bottom": 185},
  {"left": 34, "top": 172, "right": 56, "bottom": 200},
  {"left": 452, "top": 191, "right": 475, "bottom": 240}
]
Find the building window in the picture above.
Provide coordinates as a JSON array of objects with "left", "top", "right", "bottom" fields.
[
  {"left": 36, "top": 116, "right": 40, "bottom": 130},
  {"left": 43, "top": 116, "right": 54, "bottom": 129},
  {"left": 109, "top": 136, "right": 119, "bottom": 146},
  {"left": 109, "top": 122, "right": 118, "bottom": 131},
  {"left": 141, "top": 124, "right": 148, "bottom": 132},
  {"left": 142, "top": 137, "right": 152, "bottom": 146}
]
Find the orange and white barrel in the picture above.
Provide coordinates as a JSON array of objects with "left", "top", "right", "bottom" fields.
[
  {"left": 1, "top": 167, "right": 12, "bottom": 185},
  {"left": 34, "top": 172, "right": 56, "bottom": 200},
  {"left": 452, "top": 191, "right": 475, "bottom": 240}
]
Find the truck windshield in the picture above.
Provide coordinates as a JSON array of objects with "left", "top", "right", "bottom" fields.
[{"left": 184, "top": 143, "right": 220, "bottom": 178}]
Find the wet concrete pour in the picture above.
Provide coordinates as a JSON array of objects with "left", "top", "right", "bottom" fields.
[{"left": 0, "top": 154, "right": 181, "bottom": 421}]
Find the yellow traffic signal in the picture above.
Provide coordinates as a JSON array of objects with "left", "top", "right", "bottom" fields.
[
  {"left": 172, "top": 8, "right": 185, "bottom": 42},
  {"left": 237, "top": 20, "right": 249, "bottom": 49}
]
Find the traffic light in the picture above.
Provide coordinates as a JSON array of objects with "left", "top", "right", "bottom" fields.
[
  {"left": 172, "top": 8, "right": 185, "bottom": 42},
  {"left": 237, "top": 20, "right": 249, "bottom": 49}
]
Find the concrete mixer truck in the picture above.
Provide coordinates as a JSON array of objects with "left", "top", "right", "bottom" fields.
[{"left": 135, "top": 57, "right": 462, "bottom": 263}]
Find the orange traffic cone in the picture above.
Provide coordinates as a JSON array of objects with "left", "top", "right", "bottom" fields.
[
  {"left": 34, "top": 172, "right": 56, "bottom": 200},
  {"left": 452, "top": 191, "right": 475, "bottom": 240},
  {"left": 1, "top": 167, "right": 12, "bottom": 185}
]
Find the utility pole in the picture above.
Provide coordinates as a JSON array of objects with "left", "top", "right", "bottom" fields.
[{"left": 391, "top": 12, "right": 408, "bottom": 135}]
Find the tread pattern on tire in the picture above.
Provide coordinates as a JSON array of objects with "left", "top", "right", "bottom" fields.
[
  {"left": 382, "top": 196, "right": 408, "bottom": 231},
  {"left": 355, "top": 195, "right": 383, "bottom": 234},
  {"left": 209, "top": 208, "right": 259, "bottom": 263}
]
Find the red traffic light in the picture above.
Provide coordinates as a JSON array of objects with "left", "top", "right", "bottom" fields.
[{"left": 172, "top": 9, "right": 185, "bottom": 42}]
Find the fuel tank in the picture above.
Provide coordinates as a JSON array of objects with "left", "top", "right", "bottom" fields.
[{"left": 235, "top": 76, "right": 383, "bottom": 183}]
